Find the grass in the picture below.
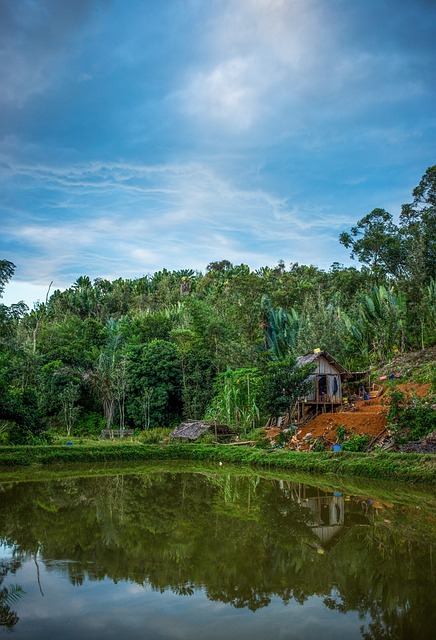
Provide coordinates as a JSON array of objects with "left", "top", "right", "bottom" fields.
[{"left": 0, "top": 442, "right": 434, "bottom": 484}]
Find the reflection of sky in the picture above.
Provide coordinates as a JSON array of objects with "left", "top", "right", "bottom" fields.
[{"left": 6, "top": 554, "right": 365, "bottom": 640}]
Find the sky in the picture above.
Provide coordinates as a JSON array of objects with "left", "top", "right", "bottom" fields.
[{"left": 1, "top": 0, "right": 435, "bottom": 308}]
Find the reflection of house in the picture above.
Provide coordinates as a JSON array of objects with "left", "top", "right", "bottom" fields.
[
  {"left": 287, "top": 483, "right": 345, "bottom": 546},
  {"left": 295, "top": 350, "right": 349, "bottom": 422}
]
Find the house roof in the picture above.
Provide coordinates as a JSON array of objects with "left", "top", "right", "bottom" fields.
[
  {"left": 170, "top": 421, "right": 234, "bottom": 441},
  {"left": 296, "top": 350, "right": 349, "bottom": 375}
]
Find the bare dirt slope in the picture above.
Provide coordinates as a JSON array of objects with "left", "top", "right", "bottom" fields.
[{"left": 266, "top": 382, "right": 431, "bottom": 450}]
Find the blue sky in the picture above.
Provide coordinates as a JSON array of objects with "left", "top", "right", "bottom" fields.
[{"left": 1, "top": 0, "right": 435, "bottom": 307}]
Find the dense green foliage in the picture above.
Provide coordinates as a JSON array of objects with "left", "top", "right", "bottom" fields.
[
  {"left": 0, "top": 167, "right": 435, "bottom": 442},
  {"left": 387, "top": 389, "right": 436, "bottom": 444}
]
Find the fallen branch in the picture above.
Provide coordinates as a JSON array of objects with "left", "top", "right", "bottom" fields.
[{"left": 214, "top": 440, "right": 255, "bottom": 446}]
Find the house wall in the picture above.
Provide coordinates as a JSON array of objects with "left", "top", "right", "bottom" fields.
[{"left": 304, "top": 356, "right": 342, "bottom": 403}]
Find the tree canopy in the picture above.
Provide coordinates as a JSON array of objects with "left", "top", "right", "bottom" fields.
[{"left": 0, "top": 166, "right": 435, "bottom": 441}]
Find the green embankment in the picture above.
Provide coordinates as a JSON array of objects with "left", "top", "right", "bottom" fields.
[{"left": 0, "top": 444, "right": 434, "bottom": 484}]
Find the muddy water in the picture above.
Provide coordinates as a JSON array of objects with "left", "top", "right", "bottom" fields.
[{"left": 0, "top": 463, "right": 435, "bottom": 639}]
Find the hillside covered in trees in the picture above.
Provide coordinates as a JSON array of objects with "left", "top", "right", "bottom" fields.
[{"left": 0, "top": 166, "right": 435, "bottom": 444}]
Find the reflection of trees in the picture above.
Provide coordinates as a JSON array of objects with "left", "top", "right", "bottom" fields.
[
  {"left": 323, "top": 523, "right": 435, "bottom": 640},
  {"left": 0, "top": 472, "right": 435, "bottom": 633},
  {"left": 0, "top": 558, "right": 25, "bottom": 628}
]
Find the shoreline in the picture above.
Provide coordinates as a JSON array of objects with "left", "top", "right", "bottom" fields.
[{"left": 0, "top": 444, "right": 435, "bottom": 484}]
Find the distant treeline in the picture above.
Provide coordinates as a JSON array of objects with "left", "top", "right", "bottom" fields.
[{"left": 0, "top": 166, "right": 435, "bottom": 442}]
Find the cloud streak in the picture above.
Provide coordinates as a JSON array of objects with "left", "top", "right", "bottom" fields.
[
  {"left": 2, "top": 157, "right": 346, "bottom": 289},
  {"left": 0, "top": 0, "right": 435, "bottom": 306}
]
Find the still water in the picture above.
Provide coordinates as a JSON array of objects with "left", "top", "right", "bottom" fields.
[{"left": 0, "top": 462, "right": 435, "bottom": 639}]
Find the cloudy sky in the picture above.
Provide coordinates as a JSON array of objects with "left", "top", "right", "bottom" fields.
[{"left": 1, "top": 0, "right": 435, "bottom": 307}]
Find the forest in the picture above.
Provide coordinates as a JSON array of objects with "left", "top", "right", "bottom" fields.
[{"left": 0, "top": 166, "right": 435, "bottom": 445}]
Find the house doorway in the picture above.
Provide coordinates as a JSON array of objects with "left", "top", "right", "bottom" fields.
[{"left": 318, "top": 375, "right": 327, "bottom": 401}]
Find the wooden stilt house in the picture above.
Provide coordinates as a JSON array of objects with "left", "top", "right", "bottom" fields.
[{"left": 294, "top": 350, "right": 349, "bottom": 422}]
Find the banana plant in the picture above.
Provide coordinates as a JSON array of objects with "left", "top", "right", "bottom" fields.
[{"left": 260, "top": 295, "right": 300, "bottom": 360}]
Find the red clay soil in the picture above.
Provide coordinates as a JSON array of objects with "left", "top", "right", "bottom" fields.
[
  {"left": 265, "top": 382, "right": 432, "bottom": 451},
  {"left": 395, "top": 382, "right": 431, "bottom": 398}
]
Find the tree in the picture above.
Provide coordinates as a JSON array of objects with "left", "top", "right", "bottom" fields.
[
  {"left": 259, "top": 356, "right": 313, "bottom": 419},
  {"left": 0, "top": 260, "right": 15, "bottom": 298},
  {"left": 0, "top": 261, "right": 28, "bottom": 338},
  {"left": 341, "top": 285, "right": 407, "bottom": 362},
  {"left": 206, "top": 367, "right": 262, "bottom": 431},
  {"left": 260, "top": 295, "right": 300, "bottom": 360},
  {"left": 400, "top": 165, "right": 436, "bottom": 291},
  {"left": 127, "top": 339, "right": 182, "bottom": 428},
  {"left": 59, "top": 382, "right": 81, "bottom": 436},
  {"left": 339, "top": 208, "right": 402, "bottom": 283},
  {"left": 87, "top": 319, "right": 125, "bottom": 429}
]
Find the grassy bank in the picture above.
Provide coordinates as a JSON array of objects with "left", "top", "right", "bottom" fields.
[{"left": 0, "top": 443, "right": 435, "bottom": 484}]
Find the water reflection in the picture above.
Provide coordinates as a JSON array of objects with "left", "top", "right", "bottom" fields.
[
  {"left": 0, "top": 556, "right": 24, "bottom": 627},
  {"left": 0, "top": 467, "right": 435, "bottom": 639}
]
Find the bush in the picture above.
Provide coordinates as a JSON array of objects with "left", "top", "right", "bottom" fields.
[
  {"left": 246, "top": 428, "right": 271, "bottom": 449},
  {"left": 341, "top": 434, "right": 370, "bottom": 452},
  {"left": 27, "top": 432, "right": 54, "bottom": 446},
  {"left": 336, "top": 425, "right": 348, "bottom": 443},
  {"left": 138, "top": 428, "right": 172, "bottom": 444},
  {"left": 74, "top": 412, "right": 106, "bottom": 437},
  {"left": 195, "top": 431, "right": 216, "bottom": 444},
  {"left": 387, "top": 390, "right": 436, "bottom": 444},
  {"left": 312, "top": 439, "right": 326, "bottom": 452}
]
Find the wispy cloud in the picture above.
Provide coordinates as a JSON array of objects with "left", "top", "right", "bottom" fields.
[
  {"left": 2, "top": 157, "right": 345, "bottom": 289},
  {"left": 0, "top": 0, "right": 434, "bottom": 307}
]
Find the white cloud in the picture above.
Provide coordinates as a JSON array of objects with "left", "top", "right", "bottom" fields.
[
  {"left": 178, "top": 0, "right": 330, "bottom": 130},
  {"left": 1, "top": 280, "right": 60, "bottom": 309},
  {"left": 184, "top": 57, "right": 260, "bottom": 130},
  {"left": 177, "top": 0, "right": 431, "bottom": 135},
  {"left": 1, "top": 157, "right": 343, "bottom": 293}
]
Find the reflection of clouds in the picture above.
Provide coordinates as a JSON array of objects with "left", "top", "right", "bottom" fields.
[{"left": 4, "top": 555, "right": 364, "bottom": 640}]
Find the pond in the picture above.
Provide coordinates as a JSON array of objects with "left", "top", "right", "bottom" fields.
[{"left": 0, "top": 462, "right": 435, "bottom": 639}]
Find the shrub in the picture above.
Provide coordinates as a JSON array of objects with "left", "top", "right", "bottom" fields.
[
  {"left": 312, "top": 439, "right": 326, "bottom": 452},
  {"left": 341, "top": 434, "right": 370, "bottom": 452},
  {"left": 336, "top": 425, "right": 348, "bottom": 443},
  {"left": 246, "top": 428, "right": 271, "bottom": 449},
  {"left": 195, "top": 431, "right": 216, "bottom": 444},
  {"left": 74, "top": 412, "right": 106, "bottom": 437},
  {"left": 138, "top": 428, "right": 172, "bottom": 444},
  {"left": 387, "top": 390, "right": 436, "bottom": 444}
]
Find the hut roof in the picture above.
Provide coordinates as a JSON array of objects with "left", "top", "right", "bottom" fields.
[
  {"left": 170, "top": 421, "right": 233, "bottom": 441},
  {"left": 296, "top": 350, "right": 349, "bottom": 375}
]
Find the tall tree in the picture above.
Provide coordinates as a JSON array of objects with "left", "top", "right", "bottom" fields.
[
  {"left": 339, "top": 208, "right": 402, "bottom": 283},
  {"left": 0, "top": 260, "right": 15, "bottom": 298},
  {"left": 400, "top": 165, "right": 436, "bottom": 291}
]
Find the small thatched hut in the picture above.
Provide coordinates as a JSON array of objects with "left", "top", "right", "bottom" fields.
[{"left": 170, "top": 421, "right": 234, "bottom": 442}]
